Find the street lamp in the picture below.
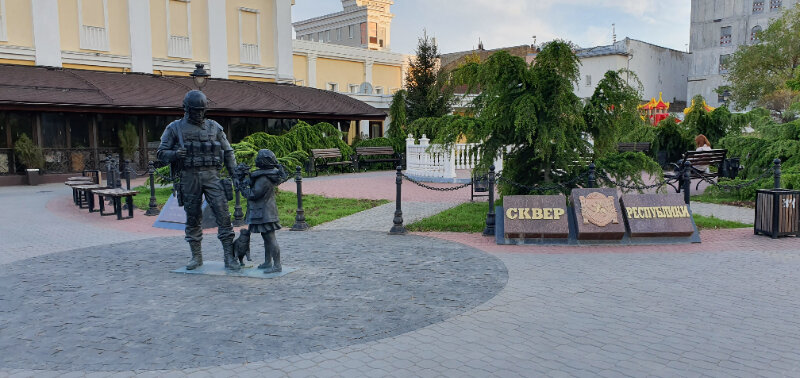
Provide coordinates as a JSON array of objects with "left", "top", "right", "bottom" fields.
[{"left": 190, "top": 64, "right": 210, "bottom": 91}]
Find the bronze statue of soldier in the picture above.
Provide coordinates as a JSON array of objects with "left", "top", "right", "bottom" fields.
[{"left": 157, "top": 90, "right": 241, "bottom": 271}]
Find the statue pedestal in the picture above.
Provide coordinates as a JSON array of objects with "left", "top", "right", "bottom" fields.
[{"left": 171, "top": 261, "right": 296, "bottom": 279}]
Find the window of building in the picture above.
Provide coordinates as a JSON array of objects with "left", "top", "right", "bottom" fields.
[
  {"left": 718, "top": 89, "right": 731, "bottom": 104},
  {"left": 41, "top": 113, "right": 68, "bottom": 148},
  {"left": 327, "top": 83, "right": 338, "bottom": 92},
  {"left": 337, "top": 27, "right": 342, "bottom": 41},
  {"left": 78, "top": 0, "right": 109, "bottom": 51},
  {"left": 360, "top": 23, "right": 367, "bottom": 44},
  {"left": 166, "top": 0, "right": 192, "bottom": 58},
  {"left": 318, "top": 31, "right": 324, "bottom": 42},
  {"left": 378, "top": 26, "right": 386, "bottom": 48},
  {"left": 375, "top": 87, "right": 384, "bottom": 95},
  {"left": 238, "top": 7, "right": 260, "bottom": 65},
  {"left": 720, "top": 26, "right": 732, "bottom": 46},
  {"left": 719, "top": 54, "right": 731, "bottom": 74},
  {"left": 325, "top": 30, "right": 331, "bottom": 43},
  {"left": 751, "top": 25, "right": 762, "bottom": 43},
  {"left": 349, "top": 84, "right": 359, "bottom": 93},
  {"left": 585, "top": 75, "right": 592, "bottom": 87},
  {"left": 0, "top": 0, "right": 7, "bottom": 42},
  {"left": 67, "top": 114, "right": 92, "bottom": 149},
  {"left": 348, "top": 25, "right": 354, "bottom": 39},
  {"left": 753, "top": 1, "right": 765, "bottom": 13},
  {"left": 770, "top": 0, "right": 782, "bottom": 11},
  {"left": 368, "top": 22, "right": 378, "bottom": 45}
]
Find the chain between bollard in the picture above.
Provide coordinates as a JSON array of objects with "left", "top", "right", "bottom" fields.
[{"left": 400, "top": 173, "right": 473, "bottom": 191}]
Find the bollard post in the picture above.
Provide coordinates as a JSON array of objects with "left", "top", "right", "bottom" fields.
[
  {"left": 482, "top": 165, "right": 496, "bottom": 236},
  {"left": 104, "top": 154, "right": 113, "bottom": 188},
  {"left": 389, "top": 166, "right": 407, "bottom": 235},
  {"left": 291, "top": 166, "right": 309, "bottom": 231},
  {"left": 233, "top": 189, "right": 245, "bottom": 227},
  {"left": 682, "top": 160, "right": 692, "bottom": 205},
  {"left": 124, "top": 159, "right": 132, "bottom": 190},
  {"left": 773, "top": 158, "right": 782, "bottom": 189},
  {"left": 588, "top": 162, "right": 596, "bottom": 189},
  {"left": 145, "top": 161, "right": 160, "bottom": 216}
]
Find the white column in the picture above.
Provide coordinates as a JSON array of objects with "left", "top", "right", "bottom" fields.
[
  {"left": 359, "top": 120, "right": 370, "bottom": 139},
  {"left": 128, "top": 0, "right": 153, "bottom": 73},
  {"left": 307, "top": 53, "right": 317, "bottom": 88},
  {"left": 365, "top": 58, "right": 374, "bottom": 86},
  {"left": 32, "top": 0, "right": 62, "bottom": 67},
  {"left": 273, "top": 0, "right": 293, "bottom": 83},
  {"left": 207, "top": 0, "right": 228, "bottom": 78}
]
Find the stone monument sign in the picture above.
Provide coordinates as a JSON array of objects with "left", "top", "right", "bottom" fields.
[
  {"left": 570, "top": 188, "right": 626, "bottom": 240},
  {"left": 503, "top": 195, "right": 569, "bottom": 239},
  {"left": 620, "top": 194, "right": 695, "bottom": 237}
]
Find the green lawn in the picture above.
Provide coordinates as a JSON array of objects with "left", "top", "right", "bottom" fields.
[
  {"left": 132, "top": 186, "right": 388, "bottom": 228},
  {"left": 691, "top": 193, "right": 755, "bottom": 208},
  {"left": 692, "top": 214, "right": 752, "bottom": 230},
  {"left": 407, "top": 201, "right": 752, "bottom": 232}
]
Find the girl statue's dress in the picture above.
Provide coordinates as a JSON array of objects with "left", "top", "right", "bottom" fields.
[{"left": 238, "top": 149, "right": 287, "bottom": 273}]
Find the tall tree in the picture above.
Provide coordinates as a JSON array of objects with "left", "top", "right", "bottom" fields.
[
  {"left": 727, "top": 4, "right": 800, "bottom": 112},
  {"left": 404, "top": 33, "right": 454, "bottom": 122}
]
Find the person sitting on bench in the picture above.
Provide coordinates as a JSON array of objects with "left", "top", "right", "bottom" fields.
[{"left": 694, "top": 134, "right": 712, "bottom": 173}]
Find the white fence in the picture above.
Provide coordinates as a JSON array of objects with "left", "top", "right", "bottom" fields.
[{"left": 405, "top": 134, "right": 504, "bottom": 181}]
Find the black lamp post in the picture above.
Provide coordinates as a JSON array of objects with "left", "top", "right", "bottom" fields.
[{"left": 190, "top": 64, "right": 210, "bottom": 91}]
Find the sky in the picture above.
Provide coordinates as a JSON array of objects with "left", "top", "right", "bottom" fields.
[{"left": 291, "top": 0, "right": 692, "bottom": 55}]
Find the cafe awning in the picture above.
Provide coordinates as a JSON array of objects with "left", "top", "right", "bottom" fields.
[{"left": 0, "top": 64, "right": 386, "bottom": 120}]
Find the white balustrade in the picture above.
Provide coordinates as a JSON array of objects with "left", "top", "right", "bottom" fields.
[
  {"left": 240, "top": 43, "right": 260, "bottom": 65},
  {"left": 405, "top": 133, "right": 505, "bottom": 180},
  {"left": 168, "top": 35, "right": 191, "bottom": 58},
  {"left": 80, "top": 25, "right": 109, "bottom": 51}
]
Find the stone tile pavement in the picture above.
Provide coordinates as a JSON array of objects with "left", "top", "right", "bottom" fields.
[{"left": 2, "top": 175, "right": 800, "bottom": 377}]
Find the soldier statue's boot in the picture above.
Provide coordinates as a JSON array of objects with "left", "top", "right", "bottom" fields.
[
  {"left": 222, "top": 239, "right": 240, "bottom": 271},
  {"left": 186, "top": 241, "right": 203, "bottom": 270}
]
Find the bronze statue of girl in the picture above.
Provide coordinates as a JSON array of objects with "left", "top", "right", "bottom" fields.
[{"left": 235, "top": 150, "right": 288, "bottom": 273}]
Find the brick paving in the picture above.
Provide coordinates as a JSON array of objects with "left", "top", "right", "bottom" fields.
[{"left": 2, "top": 173, "right": 800, "bottom": 377}]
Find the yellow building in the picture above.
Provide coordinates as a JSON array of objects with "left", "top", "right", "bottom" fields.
[{"left": 0, "top": 0, "right": 397, "bottom": 183}]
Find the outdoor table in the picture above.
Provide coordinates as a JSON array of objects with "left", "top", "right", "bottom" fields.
[{"left": 94, "top": 188, "right": 138, "bottom": 220}]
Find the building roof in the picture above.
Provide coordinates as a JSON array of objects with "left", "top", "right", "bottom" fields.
[{"left": 0, "top": 64, "right": 386, "bottom": 120}]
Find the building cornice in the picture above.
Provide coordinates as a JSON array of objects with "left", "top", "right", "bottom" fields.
[{"left": 293, "top": 39, "right": 403, "bottom": 65}]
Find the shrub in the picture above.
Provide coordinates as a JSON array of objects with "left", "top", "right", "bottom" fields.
[{"left": 14, "top": 134, "right": 44, "bottom": 170}]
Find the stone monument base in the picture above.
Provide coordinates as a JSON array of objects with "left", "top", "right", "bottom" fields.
[
  {"left": 172, "top": 261, "right": 297, "bottom": 279},
  {"left": 495, "top": 206, "right": 701, "bottom": 246}
]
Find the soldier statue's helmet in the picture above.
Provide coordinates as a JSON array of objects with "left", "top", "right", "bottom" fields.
[
  {"left": 255, "top": 149, "right": 279, "bottom": 168},
  {"left": 183, "top": 90, "right": 208, "bottom": 111}
]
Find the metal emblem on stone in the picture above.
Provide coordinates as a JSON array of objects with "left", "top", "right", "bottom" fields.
[
  {"left": 579, "top": 192, "right": 619, "bottom": 227},
  {"left": 172, "top": 261, "right": 296, "bottom": 279}
]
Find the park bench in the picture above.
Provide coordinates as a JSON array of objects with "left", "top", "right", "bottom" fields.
[
  {"left": 665, "top": 149, "right": 728, "bottom": 192},
  {"left": 310, "top": 148, "right": 354, "bottom": 176},
  {"left": 617, "top": 142, "right": 651, "bottom": 153},
  {"left": 65, "top": 177, "right": 94, "bottom": 207},
  {"left": 354, "top": 146, "right": 403, "bottom": 171},
  {"left": 93, "top": 188, "right": 138, "bottom": 220},
  {"left": 73, "top": 184, "right": 110, "bottom": 211}
]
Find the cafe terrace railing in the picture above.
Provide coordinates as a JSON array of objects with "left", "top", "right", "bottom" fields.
[{"left": 404, "top": 134, "right": 505, "bottom": 182}]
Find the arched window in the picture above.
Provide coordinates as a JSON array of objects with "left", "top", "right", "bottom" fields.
[{"left": 751, "top": 25, "right": 762, "bottom": 43}]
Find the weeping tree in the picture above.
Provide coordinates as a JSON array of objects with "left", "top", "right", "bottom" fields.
[
  {"left": 444, "top": 41, "right": 591, "bottom": 194},
  {"left": 583, "top": 69, "right": 645, "bottom": 156}
]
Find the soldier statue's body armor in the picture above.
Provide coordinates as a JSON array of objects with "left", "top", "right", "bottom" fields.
[{"left": 157, "top": 90, "right": 240, "bottom": 270}]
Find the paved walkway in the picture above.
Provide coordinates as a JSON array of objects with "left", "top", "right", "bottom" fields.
[
  {"left": 2, "top": 173, "right": 799, "bottom": 377},
  {"left": 689, "top": 202, "right": 754, "bottom": 224}
]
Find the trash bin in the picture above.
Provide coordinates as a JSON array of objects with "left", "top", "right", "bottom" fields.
[{"left": 755, "top": 189, "right": 800, "bottom": 238}]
